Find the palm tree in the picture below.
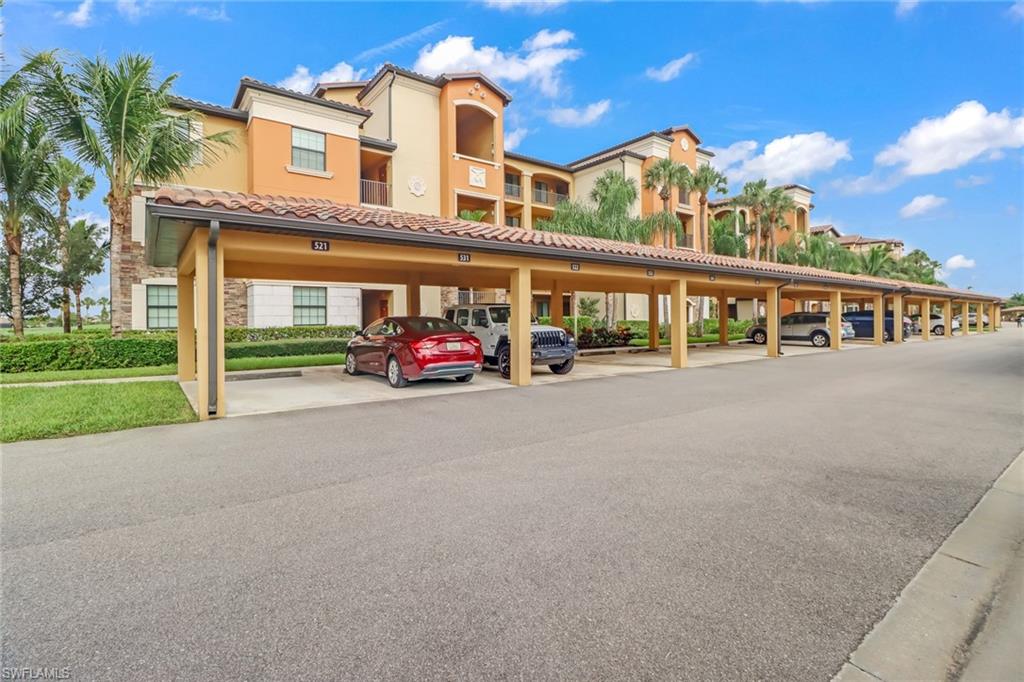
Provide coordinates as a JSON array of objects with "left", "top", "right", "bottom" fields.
[
  {"left": 65, "top": 219, "right": 108, "bottom": 330},
  {"left": 458, "top": 209, "right": 488, "bottom": 222},
  {"left": 50, "top": 156, "right": 95, "bottom": 333},
  {"left": 0, "top": 65, "right": 58, "bottom": 339},
  {"left": 97, "top": 296, "right": 110, "bottom": 321},
  {"left": 733, "top": 180, "right": 769, "bottom": 262},
  {"left": 642, "top": 158, "right": 692, "bottom": 248},
  {"left": 82, "top": 296, "right": 96, "bottom": 321},
  {"left": 29, "top": 51, "right": 234, "bottom": 333},
  {"left": 856, "top": 245, "right": 894, "bottom": 277},
  {"left": 689, "top": 164, "right": 729, "bottom": 335},
  {"left": 762, "top": 187, "right": 797, "bottom": 263},
  {"left": 709, "top": 217, "right": 748, "bottom": 258}
]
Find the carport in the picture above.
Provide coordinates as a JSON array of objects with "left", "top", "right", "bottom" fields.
[{"left": 146, "top": 188, "right": 1001, "bottom": 419}]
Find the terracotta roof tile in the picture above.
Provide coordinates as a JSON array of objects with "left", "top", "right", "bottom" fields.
[{"left": 150, "top": 188, "right": 994, "bottom": 301}]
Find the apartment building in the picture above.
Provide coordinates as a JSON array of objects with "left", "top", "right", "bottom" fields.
[
  {"left": 118, "top": 63, "right": 815, "bottom": 331},
  {"left": 810, "top": 225, "right": 905, "bottom": 259}
]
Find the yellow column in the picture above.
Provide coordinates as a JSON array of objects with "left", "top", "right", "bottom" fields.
[
  {"left": 550, "top": 279, "right": 564, "bottom": 328},
  {"left": 407, "top": 273, "right": 421, "bottom": 317},
  {"left": 214, "top": 240, "right": 225, "bottom": 418},
  {"left": 522, "top": 172, "right": 533, "bottom": 229},
  {"left": 921, "top": 298, "right": 931, "bottom": 340},
  {"left": 718, "top": 293, "right": 729, "bottom": 346},
  {"left": 873, "top": 294, "right": 885, "bottom": 345},
  {"left": 670, "top": 278, "right": 687, "bottom": 368},
  {"left": 994, "top": 304, "right": 1000, "bottom": 329},
  {"left": 766, "top": 287, "right": 780, "bottom": 358},
  {"left": 892, "top": 294, "right": 904, "bottom": 343},
  {"left": 176, "top": 273, "right": 195, "bottom": 381},
  {"left": 960, "top": 301, "right": 970, "bottom": 335},
  {"left": 829, "top": 291, "right": 842, "bottom": 350},
  {"left": 509, "top": 266, "right": 532, "bottom": 386},
  {"left": 648, "top": 287, "right": 660, "bottom": 350},
  {"left": 943, "top": 300, "right": 952, "bottom": 338},
  {"left": 194, "top": 230, "right": 210, "bottom": 420}
]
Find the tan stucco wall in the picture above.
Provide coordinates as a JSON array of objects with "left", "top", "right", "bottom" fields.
[
  {"left": 573, "top": 156, "right": 644, "bottom": 218},
  {"left": 320, "top": 87, "right": 364, "bottom": 109},
  {"left": 181, "top": 115, "right": 248, "bottom": 192},
  {"left": 248, "top": 117, "right": 359, "bottom": 203},
  {"left": 390, "top": 81, "right": 441, "bottom": 216}
]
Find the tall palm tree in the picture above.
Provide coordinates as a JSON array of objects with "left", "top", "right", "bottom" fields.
[
  {"left": 50, "top": 156, "right": 95, "bottom": 333},
  {"left": 762, "top": 187, "right": 797, "bottom": 263},
  {"left": 97, "top": 296, "right": 110, "bottom": 321},
  {"left": 689, "top": 164, "right": 729, "bottom": 335},
  {"left": 708, "top": 217, "right": 748, "bottom": 258},
  {"left": 65, "top": 218, "right": 108, "bottom": 330},
  {"left": 733, "top": 179, "right": 769, "bottom": 262},
  {"left": 82, "top": 296, "right": 96, "bottom": 320},
  {"left": 642, "top": 157, "right": 692, "bottom": 248},
  {"left": 0, "top": 66, "right": 58, "bottom": 339},
  {"left": 857, "top": 245, "right": 894, "bottom": 277},
  {"left": 29, "top": 51, "right": 234, "bottom": 332}
]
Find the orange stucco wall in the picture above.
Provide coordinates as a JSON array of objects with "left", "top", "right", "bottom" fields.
[
  {"left": 439, "top": 79, "right": 505, "bottom": 218},
  {"left": 247, "top": 117, "right": 360, "bottom": 204}
]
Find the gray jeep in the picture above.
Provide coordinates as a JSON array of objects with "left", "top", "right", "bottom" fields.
[{"left": 443, "top": 304, "right": 577, "bottom": 379}]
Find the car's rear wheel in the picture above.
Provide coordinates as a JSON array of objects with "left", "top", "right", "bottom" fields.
[
  {"left": 751, "top": 329, "right": 767, "bottom": 345},
  {"left": 549, "top": 357, "right": 575, "bottom": 375},
  {"left": 386, "top": 356, "right": 407, "bottom": 388},
  {"left": 933, "top": 325, "right": 944, "bottom": 335},
  {"left": 497, "top": 345, "right": 511, "bottom": 380},
  {"left": 811, "top": 331, "right": 829, "bottom": 348},
  {"left": 455, "top": 374, "right": 474, "bottom": 383},
  {"left": 345, "top": 353, "right": 360, "bottom": 375},
  {"left": 883, "top": 329, "right": 891, "bottom": 343}
]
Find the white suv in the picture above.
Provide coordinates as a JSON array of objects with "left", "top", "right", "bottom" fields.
[{"left": 444, "top": 304, "right": 577, "bottom": 379}]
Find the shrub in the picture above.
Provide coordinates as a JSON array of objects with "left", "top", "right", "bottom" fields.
[
  {"left": 225, "top": 338, "right": 348, "bottom": 359},
  {"left": 573, "top": 325, "right": 634, "bottom": 349},
  {"left": 0, "top": 337, "right": 177, "bottom": 373},
  {"left": 536, "top": 315, "right": 596, "bottom": 330},
  {"left": 222, "top": 325, "right": 359, "bottom": 343}
]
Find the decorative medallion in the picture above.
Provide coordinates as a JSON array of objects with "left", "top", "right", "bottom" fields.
[
  {"left": 469, "top": 166, "right": 486, "bottom": 188},
  {"left": 408, "top": 176, "right": 427, "bottom": 197},
  {"left": 680, "top": 137, "right": 690, "bottom": 151}
]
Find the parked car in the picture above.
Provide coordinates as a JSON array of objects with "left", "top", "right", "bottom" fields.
[
  {"left": 345, "top": 316, "right": 483, "bottom": 388},
  {"left": 444, "top": 304, "right": 577, "bottom": 378},
  {"left": 911, "top": 313, "right": 958, "bottom": 335},
  {"left": 841, "top": 310, "right": 912, "bottom": 342},
  {"left": 746, "top": 313, "right": 855, "bottom": 347},
  {"left": 953, "top": 313, "right": 989, "bottom": 327}
]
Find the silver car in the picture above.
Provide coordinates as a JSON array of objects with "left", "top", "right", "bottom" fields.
[{"left": 747, "top": 313, "right": 856, "bottom": 348}]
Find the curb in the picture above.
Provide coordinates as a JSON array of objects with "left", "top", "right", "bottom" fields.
[{"left": 834, "top": 450, "right": 1024, "bottom": 681}]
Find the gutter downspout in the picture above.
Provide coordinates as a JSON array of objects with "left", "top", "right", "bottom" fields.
[
  {"left": 207, "top": 220, "right": 220, "bottom": 416},
  {"left": 386, "top": 72, "right": 397, "bottom": 142},
  {"left": 775, "top": 279, "right": 795, "bottom": 357}
]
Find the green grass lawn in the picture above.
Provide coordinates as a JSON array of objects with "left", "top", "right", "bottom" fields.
[
  {"left": 1, "top": 353, "right": 346, "bottom": 384},
  {"left": 0, "top": 323, "right": 110, "bottom": 338},
  {"left": 627, "top": 333, "right": 747, "bottom": 347},
  {"left": 0, "top": 381, "right": 197, "bottom": 443}
]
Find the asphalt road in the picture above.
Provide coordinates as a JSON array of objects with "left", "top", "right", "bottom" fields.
[{"left": 3, "top": 330, "right": 1022, "bottom": 680}]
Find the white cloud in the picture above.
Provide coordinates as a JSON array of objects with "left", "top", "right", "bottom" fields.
[
  {"left": 955, "top": 174, "right": 990, "bottom": 188},
  {"left": 944, "top": 254, "right": 975, "bottom": 271},
  {"left": 55, "top": 0, "right": 94, "bottom": 27},
  {"left": 546, "top": 100, "right": 610, "bottom": 127},
  {"left": 354, "top": 21, "right": 447, "bottom": 62},
  {"left": 116, "top": 0, "right": 144, "bottom": 21},
  {"left": 277, "top": 62, "right": 366, "bottom": 93},
  {"left": 414, "top": 31, "right": 582, "bottom": 97},
  {"left": 185, "top": 4, "right": 230, "bottom": 22},
  {"left": 72, "top": 211, "right": 110, "bottom": 231},
  {"left": 832, "top": 171, "right": 902, "bottom": 195},
  {"left": 876, "top": 101, "right": 1024, "bottom": 176},
  {"left": 483, "top": 0, "right": 567, "bottom": 12},
  {"left": 504, "top": 127, "right": 529, "bottom": 150},
  {"left": 895, "top": 0, "right": 919, "bottom": 17},
  {"left": 899, "top": 194, "right": 947, "bottom": 218},
  {"left": 706, "top": 132, "right": 850, "bottom": 184},
  {"left": 645, "top": 53, "right": 697, "bottom": 82},
  {"left": 522, "top": 28, "right": 574, "bottom": 50},
  {"left": 1010, "top": 1, "right": 1024, "bottom": 21}
]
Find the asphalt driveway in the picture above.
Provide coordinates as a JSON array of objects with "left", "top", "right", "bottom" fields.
[{"left": 2, "top": 330, "right": 1022, "bottom": 680}]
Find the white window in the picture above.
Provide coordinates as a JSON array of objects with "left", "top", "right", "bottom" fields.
[
  {"left": 147, "top": 285, "right": 177, "bottom": 329},
  {"left": 293, "top": 286, "right": 327, "bottom": 326},
  {"left": 292, "top": 128, "right": 326, "bottom": 172}
]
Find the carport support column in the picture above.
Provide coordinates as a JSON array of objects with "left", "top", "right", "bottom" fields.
[
  {"left": 766, "top": 287, "right": 780, "bottom": 358},
  {"left": 177, "top": 272, "right": 195, "bottom": 381},
  {"left": 717, "top": 293, "right": 729, "bottom": 346},
  {"left": 960, "top": 301, "right": 969, "bottom": 335},
  {"left": 648, "top": 287, "right": 660, "bottom": 350},
  {"left": 406, "top": 274, "right": 421, "bottom": 317},
  {"left": 872, "top": 294, "right": 884, "bottom": 345},
  {"left": 550, "top": 280, "right": 564, "bottom": 328},
  {"left": 829, "top": 291, "right": 842, "bottom": 350},
  {"left": 943, "top": 300, "right": 952, "bottom": 338},
  {"left": 921, "top": 298, "right": 931, "bottom": 340},
  {"left": 892, "top": 294, "right": 904, "bottom": 343},
  {"left": 509, "top": 267, "right": 532, "bottom": 386},
  {"left": 193, "top": 225, "right": 225, "bottom": 421},
  {"left": 670, "top": 278, "right": 687, "bottom": 368}
]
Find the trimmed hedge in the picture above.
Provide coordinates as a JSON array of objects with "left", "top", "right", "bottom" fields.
[
  {"left": 535, "top": 315, "right": 596, "bottom": 330},
  {"left": 222, "top": 325, "right": 358, "bottom": 342},
  {"left": 0, "top": 337, "right": 178, "bottom": 373},
  {"left": 225, "top": 338, "right": 348, "bottom": 359}
]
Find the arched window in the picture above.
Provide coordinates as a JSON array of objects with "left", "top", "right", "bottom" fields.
[{"left": 455, "top": 103, "right": 496, "bottom": 160}]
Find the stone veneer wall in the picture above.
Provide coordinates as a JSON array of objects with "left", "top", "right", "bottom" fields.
[{"left": 439, "top": 287, "right": 509, "bottom": 308}]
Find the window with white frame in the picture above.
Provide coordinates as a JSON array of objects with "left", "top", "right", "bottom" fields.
[
  {"left": 293, "top": 286, "right": 327, "bottom": 326},
  {"left": 292, "top": 128, "right": 326, "bottom": 172},
  {"left": 147, "top": 285, "right": 177, "bottom": 329}
]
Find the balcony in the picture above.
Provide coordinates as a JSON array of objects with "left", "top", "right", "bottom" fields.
[
  {"left": 678, "top": 233, "right": 695, "bottom": 249},
  {"left": 360, "top": 179, "right": 391, "bottom": 207},
  {"left": 532, "top": 188, "right": 569, "bottom": 207},
  {"left": 504, "top": 183, "right": 522, "bottom": 200}
]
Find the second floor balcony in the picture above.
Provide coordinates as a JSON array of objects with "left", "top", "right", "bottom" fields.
[
  {"left": 360, "top": 178, "right": 391, "bottom": 207},
  {"left": 532, "top": 188, "right": 569, "bottom": 207},
  {"left": 504, "top": 183, "right": 522, "bottom": 200}
]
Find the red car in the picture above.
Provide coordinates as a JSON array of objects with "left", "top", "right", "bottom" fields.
[{"left": 345, "top": 316, "right": 483, "bottom": 388}]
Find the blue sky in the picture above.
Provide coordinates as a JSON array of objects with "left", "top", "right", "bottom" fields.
[{"left": 6, "top": 0, "right": 1024, "bottom": 297}]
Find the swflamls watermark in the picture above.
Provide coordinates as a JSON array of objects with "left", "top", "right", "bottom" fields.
[{"left": 1, "top": 668, "right": 72, "bottom": 680}]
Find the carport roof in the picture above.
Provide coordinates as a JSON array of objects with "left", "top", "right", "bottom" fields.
[{"left": 148, "top": 188, "right": 998, "bottom": 302}]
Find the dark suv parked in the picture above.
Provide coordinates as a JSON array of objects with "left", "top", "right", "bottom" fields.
[{"left": 841, "top": 310, "right": 911, "bottom": 342}]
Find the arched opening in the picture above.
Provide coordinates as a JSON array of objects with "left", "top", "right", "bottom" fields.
[
  {"left": 795, "top": 207, "right": 809, "bottom": 235},
  {"left": 455, "top": 104, "right": 495, "bottom": 160}
]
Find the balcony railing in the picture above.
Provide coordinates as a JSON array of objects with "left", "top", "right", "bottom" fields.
[
  {"left": 504, "top": 183, "right": 522, "bottom": 200},
  {"left": 678, "top": 233, "right": 694, "bottom": 249},
  {"left": 532, "top": 189, "right": 569, "bottom": 207},
  {"left": 360, "top": 179, "right": 391, "bottom": 207}
]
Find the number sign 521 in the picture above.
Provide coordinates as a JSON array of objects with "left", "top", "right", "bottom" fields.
[{"left": 311, "top": 239, "right": 330, "bottom": 252}]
